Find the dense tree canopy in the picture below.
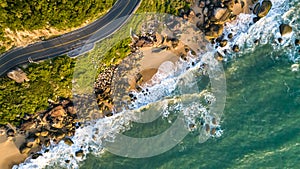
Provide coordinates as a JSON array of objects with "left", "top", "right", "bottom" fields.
[
  {"left": 0, "top": 0, "right": 116, "bottom": 53},
  {"left": 0, "top": 56, "right": 75, "bottom": 125},
  {"left": 0, "top": 0, "right": 191, "bottom": 125}
]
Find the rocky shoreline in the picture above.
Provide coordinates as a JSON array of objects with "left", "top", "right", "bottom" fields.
[
  {"left": 2, "top": 0, "right": 299, "bottom": 167},
  {"left": 0, "top": 98, "right": 79, "bottom": 161}
]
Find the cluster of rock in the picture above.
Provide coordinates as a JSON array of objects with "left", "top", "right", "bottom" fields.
[
  {"left": 94, "top": 66, "right": 116, "bottom": 117},
  {"left": 17, "top": 98, "right": 78, "bottom": 156},
  {"left": 188, "top": 0, "right": 273, "bottom": 53},
  {"left": 193, "top": 0, "right": 250, "bottom": 40}
]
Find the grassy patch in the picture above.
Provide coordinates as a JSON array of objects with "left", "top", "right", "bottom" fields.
[{"left": 0, "top": 56, "right": 75, "bottom": 125}]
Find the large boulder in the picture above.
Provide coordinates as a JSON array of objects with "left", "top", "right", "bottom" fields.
[
  {"left": 205, "top": 24, "right": 224, "bottom": 40},
  {"left": 253, "top": 3, "right": 260, "bottom": 15},
  {"left": 75, "top": 149, "right": 84, "bottom": 157},
  {"left": 257, "top": 0, "right": 272, "bottom": 18},
  {"left": 7, "top": 68, "right": 30, "bottom": 83},
  {"left": 213, "top": 8, "right": 228, "bottom": 20},
  {"left": 279, "top": 24, "right": 293, "bottom": 36},
  {"left": 295, "top": 39, "right": 300, "bottom": 45},
  {"left": 64, "top": 138, "right": 74, "bottom": 146},
  {"left": 50, "top": 106, "right": 67, "bottom": 118},
  {"left": 20, "top": 146, "right": 31, "bottom": 154}
]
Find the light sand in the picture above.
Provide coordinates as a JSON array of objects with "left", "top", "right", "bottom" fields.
[{"left": 0, "top": 138, "right": 27, "bottom": 169}]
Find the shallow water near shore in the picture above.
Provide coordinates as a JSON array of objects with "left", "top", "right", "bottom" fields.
[
  {"left": 79, "top": 43, "right": 300, "bottom": 169},
  {"left": 14, "top": 0, "right": 300, "bottom": 168}
]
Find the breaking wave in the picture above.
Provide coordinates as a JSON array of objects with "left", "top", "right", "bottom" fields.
[{"left": 14, "top": 0, "right": 299, "bottom": 168}]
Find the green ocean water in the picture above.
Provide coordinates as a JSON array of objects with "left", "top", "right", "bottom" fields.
[{"left": 80, "top": 43, "right": 300, "bottom": 168}]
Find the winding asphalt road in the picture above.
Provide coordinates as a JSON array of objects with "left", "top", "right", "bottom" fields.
[{"left": 0, "top": 0, "right": 140, "bottom": 76}]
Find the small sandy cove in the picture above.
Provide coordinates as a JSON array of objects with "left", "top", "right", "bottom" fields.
[{"left": 0, "top": 135, "right": 27, "bottom": 169}]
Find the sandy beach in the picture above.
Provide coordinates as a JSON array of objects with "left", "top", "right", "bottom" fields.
[{"left": 0, "top": 136, "right": 27, "bottom": 169}]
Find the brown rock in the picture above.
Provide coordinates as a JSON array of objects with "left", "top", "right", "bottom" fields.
[
  {"left": 52, "top": 121, "right": 64, "bottom": 129},
  {"left": 211, "top": 128, "right": 216, "bottom": 135},
  {"left": 205, "top": 24, "right": 224, "bottom": 40},
  {"left": 213, "top": 8, "right": 228, "bottom": 20},
  {"left": 32, "top": 153, "right": 42, "bottom": 159},
  {"left": 40, "top": 130, "right": 49, "bottom": 137},
  {"left": 220, "top": 39, "right": 228, "bottom": 47},
  {"left": 295, "top": 39, "right": 300, "bottom": 45},
  {"left": 253, "top": 3, "right": 260, "bottom": 15},
  {"left": 20, "top": 121, "right": 37, "bottom": 131},
  {"left": 6, "top": 129, "right": 15, "bottom": 137},
  {"left": 205, "top": 124, "right": 210, "bottom": 132},
  {"left": 64, "top": 138, "right": 74, "bottom": 146},
  {"left": 55, "top": 133, "right": 66, "bottom": 141},
  {"left": 50, "top": 106, "right": 66, "bottom": 118},
  {"left": 279, "top": 24, "right": 293, "bottom": 36},
  {"left": 232, "top": 45, "right": 240, "bottom": 52},
  {"left": 20, "top": 146, "right": 31, "bottom": 154},
  {"left": 224, "top": 0, "right": 235, "bottom": 11},
  {"left": 75, "top": 150, "right": 84, "bottom": 157},
  {"left": 7, "top": 68, "right": 30, "bottom": 83},
  {"left": 212, "top": 118, "right": 217, "bottom": 125},
  {"left": 67, "top": 106, "right": 76, "bottom": 115},
  {"left": 257, "top": 0, "right": 272, "bottom": 18},
  {"left": 228, "top": 33, "right": 233, "bottom": 39}
]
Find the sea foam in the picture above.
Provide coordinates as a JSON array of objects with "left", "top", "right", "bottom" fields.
[{"left": 14, "top": 0, "right": 297, "bottom": 168}]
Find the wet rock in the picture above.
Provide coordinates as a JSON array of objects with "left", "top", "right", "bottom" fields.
[
  {"left": 64, "top": 138, "right": 74, "bottom": 146},
  {"left": 257, "top": 0, "right": 272, "bottom": 18},
  {"left": 44, "top": 139, "right": 51, "bottom": 147},
  {"left": 205, "top": 24, "right": 224, "bottom": 40},
  {"left": 75, "top": 149, "right": 84, "bottom": 157},
  {"left": 279, "top": 24, "right": 293, "bottom": 36},
  {"left": 253, "top": 3, "right": 260, "bottom": 15},
  {"left": 232, "top": 45, "right": 240, "bottom": 52},
  {"left": 32, "top": 153, "right": 42, "bottom": 159},
  {"left": 6, "top": 129, "right": 15, "bottom": 137},
  {"left": 253, "top": 17, "right": 260, "bottom": 23},
  {"left": 54, "top": 132, "right": 66, "bottom": 142},
  {"left": 220, "top": 39, "right": 228, "bottom": 47},
  {"left": 205, "top": 124, "right": 210, "bottom": 132},
  {"left": 212, "top": 118, "right": 217, "bottom": 125},
  {"left": 295, "top": 39, "right": 300, "bottom": 45},
  {"left": 227, "top": 33, "right": 233, "bottom": 39},
  {"left": 210, "top": 128, "right": 216, "bottom": 135},
  {"left": 291, "top": 64, "right": 299, "bottom": 72}
]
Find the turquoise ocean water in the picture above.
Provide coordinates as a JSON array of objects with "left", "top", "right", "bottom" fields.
[
  {"left": 15, "top": 0, "right": 300, "bottom": 168},
  {"left": 81, "top": 43, "right": 300, "bottom": 169},
  {"left": 80, "top": 0, "right": 300, "bottom": 168}
]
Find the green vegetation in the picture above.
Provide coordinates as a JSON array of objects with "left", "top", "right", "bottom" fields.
[
  {"left": 0, "top": 36, "right": 131, "bottom": 125},
  {"left": 0, "top": 0, "right": 116, "bottom": 52},
  {"left": 0, "top": 56, "right": 75, "bottom": 125},
  {"left": 0, "top": 0, "right": 193, "bottom": 125},
  {"left": 137, "top": 0, "right": 191, "bottom": 15},
  {"left": 101, "top": 38, "right": 131, "bottom": 67}
]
